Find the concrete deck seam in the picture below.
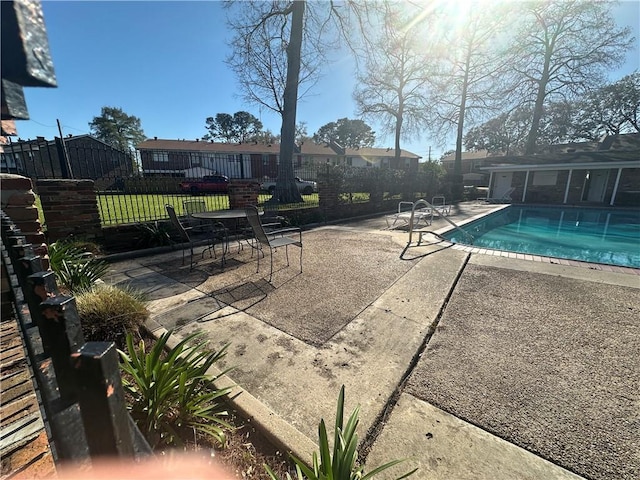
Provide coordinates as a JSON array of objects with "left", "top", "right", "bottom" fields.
[{"left": 358, "top": 251, "right": 472, "bottom": 462}]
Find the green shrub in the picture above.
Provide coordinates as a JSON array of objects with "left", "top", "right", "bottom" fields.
[
  {"left": 119, "top": 330, "right": 232, "bottom": 448},
  {"left": 75, "top": 284, "right": 148, "bottom": 347},
  {"left": 48, "top": 240, "right": 109, "bottom": 292},
  {"left": 136, "top": 220, "right": 174, "bottom": 248},
  {"left": 265, "top": 385, "right": 416, "bottom": 480}
]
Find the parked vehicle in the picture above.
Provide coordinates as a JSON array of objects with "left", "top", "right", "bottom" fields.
[
  {"left": 179, "top": 175, "right": 229, "bottom": 194},
  {"left": 260, "top": 177, "right": 317, "bottom": 195}
]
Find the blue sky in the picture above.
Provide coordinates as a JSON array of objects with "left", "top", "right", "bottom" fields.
[{"left": 15, "top": 0, "right": 640, "bottom": 161}]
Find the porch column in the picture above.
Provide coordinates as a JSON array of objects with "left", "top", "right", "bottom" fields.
[
  {"left": 610, "top": 167, "right": 623, "bottom": 206},
  {"left": 488, "top": 172, "right": 494, "bottom": 197},
  {"left": 522, "top": 170, "right": 530, "bottom": 202},
  {"left": 563, "top": 169, "right": 573, "bottom": 204},
  {"left": 487, "top": 171, "right": 493, "bottom": 198}
]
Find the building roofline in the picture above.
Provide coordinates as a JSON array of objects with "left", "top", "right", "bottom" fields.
[{"left": 480, "top": 160, "right": 640, "bottom": 171}]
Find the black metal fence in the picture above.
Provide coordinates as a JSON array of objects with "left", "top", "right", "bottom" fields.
[
  {"left": 0, "top": 210, "right": 152, "bottom": 462},
  {"left": 1, "top": 137, "right": 322, "bottom": 226},
  {"left": 1, "top": 137, "right": 451, "bottom": 230}
]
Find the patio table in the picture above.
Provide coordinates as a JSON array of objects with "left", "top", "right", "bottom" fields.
[{"left": 192, "top": 209, "right": 263, "bottom": 252}]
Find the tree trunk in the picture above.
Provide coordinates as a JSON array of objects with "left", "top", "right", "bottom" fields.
[
  {"left": 524, "top": 46, "right": 552, "bottom": 155},
  {"left": 394, "top": 103, "right": 403, "bottom": 166},
  {"left": 274, "top": 0, "right": 305, "bottom": 204},
  {"left": 453, "top": 45, "right": 472, "bottom": 202}
]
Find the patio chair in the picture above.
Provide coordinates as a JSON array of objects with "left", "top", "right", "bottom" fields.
[
  {"left": 242, "top": 202, "right": 283, "bottom": 246},
  {"left": 182, "top": 199, "right": 208, "bottom": 233},
  {"left": 245, "top": 205, "right": 302, "bottom": 282},
  {"left": 431, "top": 195, "right": 452, "bottom": 217},
  {"left": 486, "top": 187, "right": 515, "bottom": 204},
  {"left": 386, "top": 201, "right": 432, "bottom": 230},
  {"left": 165, "top": 204, "right": 227, "bottom": 270}
]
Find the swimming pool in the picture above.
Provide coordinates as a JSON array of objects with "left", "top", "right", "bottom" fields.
[{"left": 442, "top": 206, "right": 640, "bottom": 268}]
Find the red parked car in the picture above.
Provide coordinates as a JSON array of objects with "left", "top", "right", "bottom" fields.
[{"left": 179, "top": 175, "right": 229, "bottom": 194}]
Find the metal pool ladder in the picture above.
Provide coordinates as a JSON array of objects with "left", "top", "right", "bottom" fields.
[{"left": 407, "top": 199, "right": 475, "bottom": 246}]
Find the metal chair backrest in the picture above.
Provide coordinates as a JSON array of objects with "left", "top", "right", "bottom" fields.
[
  {"left": 183, "top": 199, "right": 206, "bottom": 216},
  {"left": 165, "top": 204, "right": 190, "bottom": 243},
  {"left": 398, "top": 201, "right": 414, "bottom": 213},
  {"left": 245, "top": 205, "right": 270, "bottom": 246},
  {"left": 432, "top": 195, "right": 446, "bottom": 207}
]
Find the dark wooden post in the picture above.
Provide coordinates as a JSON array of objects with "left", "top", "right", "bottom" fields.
[
  {"left": 71, "top": 342, "right": 135, "bottom": 457},
  {"left": 40, "top": 295, "right": 85, "bottom": 402}
]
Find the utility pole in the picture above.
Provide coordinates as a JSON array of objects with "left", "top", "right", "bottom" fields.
[{"left": 57, "top": 119, "right": 74, "bottom": 178}]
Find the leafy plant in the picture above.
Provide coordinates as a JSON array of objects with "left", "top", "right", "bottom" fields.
[
  {"left": 265, "top": 386, "right": 416, "bottom": 480},
  {"left": 48, "top": 240, "right": 109, "bottom": 292},
  {"left": 136, "top": 220, "right": 173, "bottom": 248},
  {"left": 118, "top": 330, "right": 233, "bottom": 448},
  {"left": 75, "top": 284, "right": 148, "bottom": 348}
]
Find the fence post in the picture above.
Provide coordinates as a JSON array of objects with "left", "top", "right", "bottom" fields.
[
  {"left": 39, "top": 295, "right": 85, "bottom": 402},
  {"left": 71, "top": 342, "right": 135, "bottom": 457}
]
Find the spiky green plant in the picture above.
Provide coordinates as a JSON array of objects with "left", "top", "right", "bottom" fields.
[
  {"left": 118, "top": 330, "right": 233, "bottom": 448},
  {"left": 48, "top": 240, "right": 109, "bottom": 292},
  {"left": 265, "top": 386, "right": 417, "bottom": 480},
  {"left": 136, "top": 220, "right": 173, "bottom": 248}
]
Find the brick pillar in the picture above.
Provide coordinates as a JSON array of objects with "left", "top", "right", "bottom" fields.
[
  {"left": 36, "top": 179, "right": 102, "bottom": 242},
  {"left": 228, "top": 180, "right": 260, "bottom": 210},
  {"left": 318, "top": 166, "right": 340, "bottom": 212},
  {"left": 0, "top": 174, "right": 48, "bottom": 260}
]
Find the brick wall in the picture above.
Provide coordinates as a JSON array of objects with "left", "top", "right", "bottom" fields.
[
  {"left": 228, "top": 180, "right": 260, "bottom": 209},
  {"left": 0, "top": 174, "right": 48, "bottom": 261},
  {"left": 36, "top": 179, "right": 102, "bottom": 242}
]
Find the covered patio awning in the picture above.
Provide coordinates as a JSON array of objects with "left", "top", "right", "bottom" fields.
[{"left": 480, "top": 156, "right": 640, "bottom": 206}]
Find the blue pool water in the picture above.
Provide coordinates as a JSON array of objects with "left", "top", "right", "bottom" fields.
[{"left": 443, "top": 206, "right": 640, "bottom": 268}]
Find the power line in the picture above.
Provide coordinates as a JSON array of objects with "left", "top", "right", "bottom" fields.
[
  {"left": 27, "top": 119, "right": 57, "bottom": 128},
  {"left": 62, "top": 124, "right": 88, "bottom": 133},
  {"left": 26, "top": 119, "right": 88, "bottom": 135}
]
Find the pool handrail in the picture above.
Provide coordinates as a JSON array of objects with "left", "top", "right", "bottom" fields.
[{"left": 408, "top": 199, "right": 475, "bottom": 245}]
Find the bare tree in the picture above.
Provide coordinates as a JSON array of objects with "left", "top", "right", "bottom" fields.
[
  {"left": 464, "top": 71, "right": 640, "bottom": 152},
  {"left": 353, "top": 3, "right": 433, "bottom": 163},
  {"left": 429, "top": 2, "right": 513, "bottom": 199},
  {"left": 226, "top": 0, "right": 387, "bottom": 202},
  {"left": 510, "top": 0, "right": 634, "bottom": 154},
  {"left": 226, "top": 0, "right": 331, "bottom": 203}
]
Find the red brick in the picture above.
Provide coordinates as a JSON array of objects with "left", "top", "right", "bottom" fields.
[
  {"left": 4, "top": 192, "right": 36, "bottom": 207},
  {"left": 0, "top": 175, "right": 33, "bottom": 191},
  {"left": 3, "top": 206, "right": 39, "bottom": 221}
]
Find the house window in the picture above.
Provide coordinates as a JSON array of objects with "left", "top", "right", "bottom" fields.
[
  {"left": 346, "top": 157, "right": 353, "bottom": 166},
  {"left": 191, "top": 153, "right": 202, "bottom": 166},
  {"left": 1, "top": 153, "right": 17, "bottom": 168},
  {"left": 533, "top": 170, "right": 558, "bottom": 186},
  {"left": 262, "top": 154, "right": 270, "bottom": 166},
  {"left": 153, "top": 151, "right": 169, "bottom": 162}
]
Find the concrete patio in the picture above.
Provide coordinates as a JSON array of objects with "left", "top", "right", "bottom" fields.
[{"left": 105, "top": 202, "right": 639, "bottom": 480}]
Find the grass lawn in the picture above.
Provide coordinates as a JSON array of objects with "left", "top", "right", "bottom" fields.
[{"left": 96, "top": 193, "right": 319, "bottom": 226}]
